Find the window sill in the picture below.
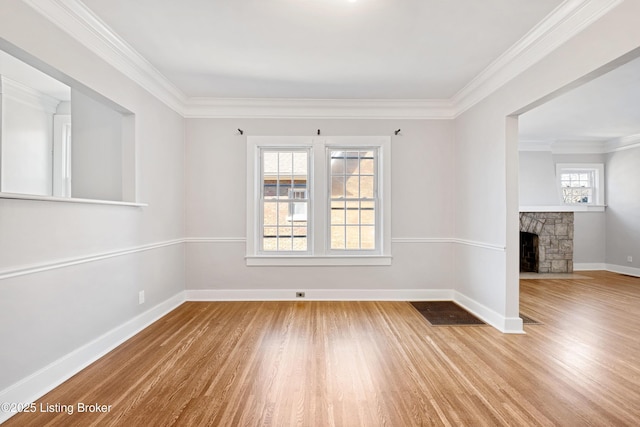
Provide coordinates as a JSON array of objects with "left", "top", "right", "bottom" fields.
[
  {"left": 519, "top": 205, "right": 605, "bottom": 213},
  {"left": 246, "top": 255, "right": 393, "bottom": 266},
  {"left": 0, "top": 192, "right": 147, "bottom": 207}
]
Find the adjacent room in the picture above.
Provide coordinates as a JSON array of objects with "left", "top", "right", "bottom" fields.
[{"left": 1, "top": 0, "right": 639, "bottom": 425}]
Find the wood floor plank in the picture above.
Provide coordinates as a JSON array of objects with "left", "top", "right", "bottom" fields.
[{"left": 5, "top": 271, "right": 640, "bottom": 426}]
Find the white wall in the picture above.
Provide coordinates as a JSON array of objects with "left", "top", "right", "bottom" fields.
[
  {"left": 518, "top": 151, "right": 559, "bottom": 206},
  {"left": 70, "top": 88, "right": 123, "bottom": 201},
  {"left": 0, "top": 0, "right": 185, "bottom": 412},
  {"left": 454, "top": 0, "right": 640, "bottom": 332},
  {"left": 574, "top": 211, "right": 606, "bottom": 264},
  {"left": 606, "top": 145, "right": 640, "bottom": 270},
  {"left": 0, "top": 90, "right": 53, "bottom": 196},
  {"left": 185, "top": 118, "right": 456, "bottom": 294}
]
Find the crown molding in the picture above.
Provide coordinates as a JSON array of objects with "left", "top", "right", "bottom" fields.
[
  {"left": 452, "top": 0, "right": 623, "bottom": 116},
  {"left": 519, "top": 134, "right": 640, "bottom": 154},
  {"left": 20, "top": 0, "right": 187, "bottom": 115},
  {"left": 0, "top": 75, "right": 60, "bottom": 114},
  {"left": 551, "top": 139, "right": 608, "bottom": 154},
  {"left": 518, "top": 140, "right": 554, "bottom": 152},
  {"left": 20, "top": 0, "right": 623, "bottom": 119},
  {"left": 184, "top": 97, "right": 455, "bottom": 119},
  {"left": 604, "top": 134, "right": 640, "bottom": 152},
  {"left": 551, "top": 135, "right": 640, "bottom": 154}
]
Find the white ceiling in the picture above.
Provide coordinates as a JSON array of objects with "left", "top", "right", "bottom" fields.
[
  {"left": 80, "top": 0, "right": 562, "bottom": 99},
  {"left": 16, "top": 0, "right": 637, "bottom": 141},
  {"left": 519, "top": 54, "right": 640, "bottom": 146}
]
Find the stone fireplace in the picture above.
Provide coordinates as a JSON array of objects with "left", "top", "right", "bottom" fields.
[{"left": 519, "top": 212, "right": 574, "bottom": 273}]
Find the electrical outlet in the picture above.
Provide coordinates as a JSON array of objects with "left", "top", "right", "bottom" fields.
[
  {"left": 139, "top": 290, "right": 145, "bottom": 305},
  {"left": 296, "top": 292, "right": 305, "bottom": 298},
  {"left": 628, "top": 256, "right": 633, "bottom": 263}
]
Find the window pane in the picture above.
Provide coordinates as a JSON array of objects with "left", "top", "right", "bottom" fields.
[
  {"left": 263, "top": 152, "right": 278, "bottom": 175},
  {"left": 293, "top": 225, "right": 307, "bottom": 251},
  {"left": 277, "top": 202, "right": 290, "bottom": 224},
  {"left": 278, "top": 231, "right": 293, "bottom": 251},
  {"left": 331, "top": 226, "right": 345, "bottom": 249},
  {"left": 346, "top": 205, "right": 359, "bottom": 225},
  {"left": 360, "top": 176, "right": 374, "bottom": 198},
  {"left": 293, "top": 225, "right": 307, "bottom": 237},
  {"left": 293, "top": 152, "right": 307, "bottom": 176},
  {"left": 331, "top": 201, "right": 345, "bottom": 225},
  {"left": 345, "top": 176, "right": 359, "bottom": 197},
  {"left": 292, "top": 237, "right": 307, "bottom": 251},
  {"left": 288, "top": 201, "right": 308, "bottom": 222},
  {"left": 278, "top": 152, "right": 292, "bottom": 174},
  {"left": 360, "top": 153, "right": 375, "bottom": 174},
  {"left": 346, "top": 152, "right": 359, "bottom": 175},
  {"left": 346, "top": 226, "right": 360, "bottom": 249},
  {"left": 263, "top": 202, "right": 278, "bottom": 226},
  {"left": 330, "top": 152, "right": 345, "bottom": 174},
  {"left": 263, "top": 181, "right": 277, "bottom": 198},
  {"left": 263, "top": 237, "right": 277, "bottom": 251},
  {"left": 331, "top": 176, "right": 345, "bottom": 198},
  {"left": 360, "top": 201, "right": 375, "bottom": 225},
  {"left": 263, "top": 152, "right": 278, "bottom": 199},
  {"left": 361, "top": 226, "right": 375, "bottom": 249}
]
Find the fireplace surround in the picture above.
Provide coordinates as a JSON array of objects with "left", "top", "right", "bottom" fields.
[{"left": 519, "top": 212, "right": 574, "bottom": 273}]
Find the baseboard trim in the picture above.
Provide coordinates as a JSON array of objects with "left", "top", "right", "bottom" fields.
[
  {"left": 0, "top": 292, "right": 186, "bottom": 424},
  {"left": 185, "top": 288, "right": 455, "bottom": 301},
  {"left": 185, "top": 288, "right": 525, "bottom": 332},
  {"left": 574, "top": 263, "right": 640, "bottom": 278},
  {"left": 454, "top": 291, "right": 524, "bottom": 334},
  {"left": 605, "top": 264, "right": 640, "bottom": 278},
  {"left": 574, "top": 262, "right": 607, "bottom": 271}
]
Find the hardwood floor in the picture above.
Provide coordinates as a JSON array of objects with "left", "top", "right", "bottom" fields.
[{"left": 5, "top": 271, "right": 640, "bottom": 426}]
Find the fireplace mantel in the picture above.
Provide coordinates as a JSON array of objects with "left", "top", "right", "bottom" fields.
[{"left": 520, "top": 205, "right": 605, "bottom": 212}]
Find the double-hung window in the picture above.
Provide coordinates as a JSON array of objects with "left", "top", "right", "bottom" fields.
[
  {"left": 247, "top": 136, "right": 391, "bottom": 266},
  {"left": 328, "top": 149, "right": 378, "bottom": 252},
  {"left": 260, "top": 148, "right": 310, "bottom": 253},
  {"left": 556, "top": 163, "right": 605, "bottom": 206}
]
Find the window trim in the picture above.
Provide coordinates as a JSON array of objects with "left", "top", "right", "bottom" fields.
[
  {"left": 556, "top": 163, "right": 605, "bottom": 206},
  {"left": 246, "top": 136, "right": 391, "bottom": 266}
]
